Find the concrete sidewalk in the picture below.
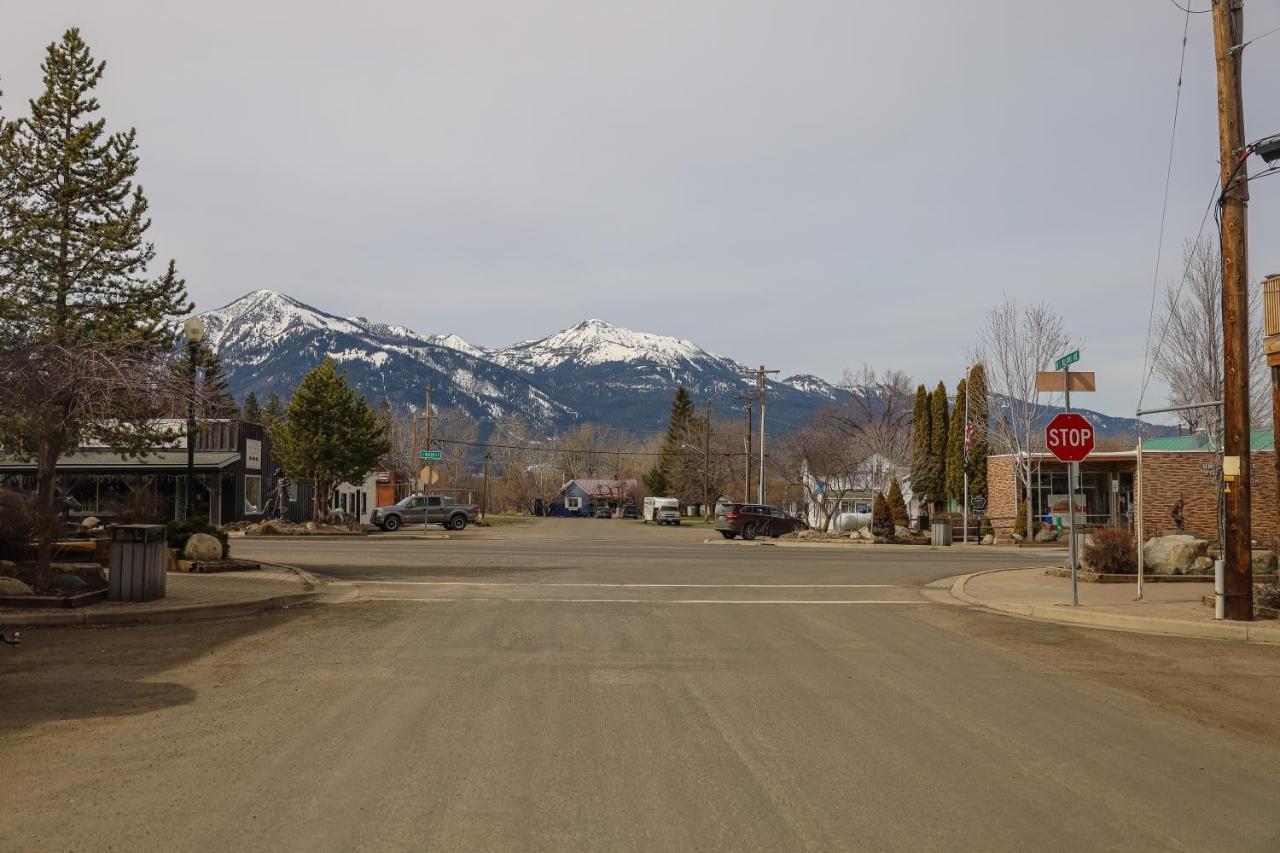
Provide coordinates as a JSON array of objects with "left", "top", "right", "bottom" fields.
[
  {"left": 947, "top": 567, "right": 1280, "bottom": 644},
  {"left": 0, "top": 566, "right": 321, "bottom": 627}
]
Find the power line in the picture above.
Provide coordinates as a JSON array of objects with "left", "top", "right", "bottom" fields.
[
  {"left": 1167, "top": 0, "right": 1210, "bottom": 13},
  {"left": 1139, "top": 5, "right": 1194, "bottom": 412},
  {"left": 430, "top": 436, "right": 751, "bottom": 459},
  {"left": 1231, "top": 23, "right": 1280, "bottom": 54}
]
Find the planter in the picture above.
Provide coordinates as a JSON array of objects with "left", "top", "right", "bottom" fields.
[{"left": 1045, "top": 567, "right": 1212, "bottom": 583}]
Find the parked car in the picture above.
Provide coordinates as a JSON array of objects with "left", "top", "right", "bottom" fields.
[
  {"left": 621, "top": 503, "right": 639, "bottom": 519},
  {"left": 370, "top": 494, "right": 478, "bottom": 531},
  {"left": 643, "top": 496, "right": 681, "bottom": 525},
  {"left": 593, "top": 504, "right": 613, "bottom": 518},
  {"left": 714, "top": 503, "right": 807, "bottom": 540}
]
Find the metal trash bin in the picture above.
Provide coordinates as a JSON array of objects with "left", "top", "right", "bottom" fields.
[
  {"left": 931, "top": 521, "right": 953, "bottom": 546},
  {"left": 108, "top": 524, "right": 167, "bottom": 602}
]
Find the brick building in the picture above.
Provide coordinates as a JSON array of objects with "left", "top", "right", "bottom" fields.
[{"left": 986, "top": 430, "right": 1278, "bottom": 543}]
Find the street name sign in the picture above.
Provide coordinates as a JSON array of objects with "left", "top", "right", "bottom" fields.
[
  {"left": 1045, "top": 412, "right": 1094, "bottom": 463},
  {"left": 419, "top": 450, "right": 443, "bottom": 460},
  {"left": 1054, "top": 350, "right": 1080, "bottom": 371}
]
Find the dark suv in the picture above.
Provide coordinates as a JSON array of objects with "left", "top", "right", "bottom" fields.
[{"left": 714, "top": 503, "right": 807, "bottom": 540}]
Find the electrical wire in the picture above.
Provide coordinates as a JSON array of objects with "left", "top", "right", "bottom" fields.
[
  {"left": 1167, "top": 0, "right": 1210, "bottom": 13},
  {"left": 1139, "top": 4, "right": 1194, "bottom": 413},
  {"left": 1232, "top": 23, "right": 1280, "bottom": 54}
]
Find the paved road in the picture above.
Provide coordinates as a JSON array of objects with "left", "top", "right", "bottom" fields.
[{"left": 2, "top": 520, "right": 1278, "bottom": 852}]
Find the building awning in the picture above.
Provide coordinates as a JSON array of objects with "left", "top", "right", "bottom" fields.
[{"left": 0, "top": 449, "right": 241, "bottom": 474}]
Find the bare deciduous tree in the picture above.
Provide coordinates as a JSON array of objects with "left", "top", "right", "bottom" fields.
[
  {"left": 831, "top": 365, "right": 915, "bottom": 464},
  {"left": 977, "top": 296, "right": 1073, "bottom": 537},
  {"left": 1152, "top": 235, "right": 1268, "bottom": 436}
]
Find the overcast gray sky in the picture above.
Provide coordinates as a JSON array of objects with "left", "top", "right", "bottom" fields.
[{"left": 3, "top": 1, "right": 1278, "bottom": 416}]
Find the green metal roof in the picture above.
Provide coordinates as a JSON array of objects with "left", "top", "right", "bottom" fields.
[{"left": 1142, "top": 429, "right": 1274, "bottom": 452}]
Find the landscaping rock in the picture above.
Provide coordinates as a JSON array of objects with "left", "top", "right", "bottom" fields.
[
  {"left": 50, "top": 562, "right": 106, "bottom": 584},
  {"left": 894, "top": 525, "right": 912, "bottom": 541},
  {"left": 80, "top": 516, "right": 101, "bottom": 530},
  {"left": 52, "top": 572, "right": 88, "bottom": 590},
  {"left": 1143, "top": 534, "right": 1208, "bottom": 575},
  {"left": 857, "top": 527, "right": 874, "bottom": 540},
  {"left": 1011, "top": 533, "right": 1025, "bottom": 542},
  {"left": 1033, "top": 528, "right": 1059, "bottom": 543},
  {"left": 304, "top": 521, "right": 317, "bottom": 533},
  {"left": 0, "top": 576, "right": 32, "bottom": 596},
  {"left": 1251, "top": 549, "right": 1277, "bottom": 574},
  {"left": 184, "top": 532, "right": 223, "bottom": 562},
  {"left": 1191, "top": 556, "right": 1215, "bottom": 574},
  {"left": 982, "top": 534, "right": 995, "bottom": 545}
]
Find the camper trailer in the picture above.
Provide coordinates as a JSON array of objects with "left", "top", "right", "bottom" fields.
[{"left": 642, "top": 496, "right": 681, "bottom": 525}]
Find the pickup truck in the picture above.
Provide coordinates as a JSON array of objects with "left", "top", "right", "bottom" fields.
[{"left": 370, "top": 494, "right": 478, "bottom": 531}]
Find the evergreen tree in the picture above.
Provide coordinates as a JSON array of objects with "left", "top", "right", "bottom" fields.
[
  {"left": 908, "top": 384, "right": 931, "bottom": 511},
  {"left": 945, "top": 378, "right": 968, "bottom": 503},
  {"left": 641, "top": 466, "right": 669, "bottom": 497},
  {"left": 656, "top": 386, "right": 699, "bottom": 504},
  {"left": 928, "top": 381, "right": 949, "bottom": 513},
  {"left": 0, "top": 30, "right": 190, "bottom": 583},
  {"left": 872, "top": 491, "right": 894, "bottom": 540},
  {"left": 272, "top": 359, "right": 390, "bottom": 522},
  {"left": 242, "top": 392, "right": 263, "bottom": 424},
  {"left": 966, "top": 363, "right": 990, "bottom": 502},
  {"left": 263, "top": 392, "right": 286, "bottom": 426},
  {"left": 887, "top": 477, "right": 910, "bottom": 527}
]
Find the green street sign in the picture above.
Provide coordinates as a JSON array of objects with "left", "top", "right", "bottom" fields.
[
  {"left": 419, "top": 450, "right": 443, "bottom": 460},
  {"left": 1055, "top": 350, "right": 1080, "bottom": 370}
]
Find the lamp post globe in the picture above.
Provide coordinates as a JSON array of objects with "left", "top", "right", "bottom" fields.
[{"left": 183, "top": 316, "right": 206, "bottom": 345}]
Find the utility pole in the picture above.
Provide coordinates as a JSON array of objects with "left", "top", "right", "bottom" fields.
[
  {"left": 1212, "top": 0, "right": 1253, "bottom": 621},
  {"left": 482, "top": 452, "right": 491, "bottom": 521},
  {"left": 752, "top": 366, "right": 779, "bottom": 503},
  {"left": 734, "top": 395, "right": 753, "bottom": 502},
  {"left": 424, "top": 388, "right": 433, "bottom": 493}
]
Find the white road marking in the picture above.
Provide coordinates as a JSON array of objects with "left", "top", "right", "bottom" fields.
[
  {"left": 363, "top": 597, "right": 928, "bottom": 605},
  {"left": 355, "top": 581, "right": 898, "bottom": 589}
]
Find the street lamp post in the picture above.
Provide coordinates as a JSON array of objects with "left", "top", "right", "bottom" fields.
[{"left": 183, "top": 316, "right": 206, "bottom": 520}]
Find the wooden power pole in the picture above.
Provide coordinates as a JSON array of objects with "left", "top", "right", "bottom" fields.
[{"left": 1212, "top": 0, "right": 1253, "bottom": 620}]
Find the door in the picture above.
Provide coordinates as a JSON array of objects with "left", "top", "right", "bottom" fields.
[
  {"left": 405, "top": 496, "right": 426, "bottom": 523},
  {"left": 425, "top": 496, "right": 444, "bottom": 523}
]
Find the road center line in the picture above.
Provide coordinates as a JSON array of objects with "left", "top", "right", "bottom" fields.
[{"left": 355, "top": 581, "right": 898, "bottom": 589}]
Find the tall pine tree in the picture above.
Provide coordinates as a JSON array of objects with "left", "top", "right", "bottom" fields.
[
  {"left": 966, "top": 363, "right": 990, "bottom": 503},
  {"left": 263, "top": 392, "right": 286, "bottom": 426},
  {"left": 272, "top": 360, "right": 390, "bottom": 522},
  {"left": 908, "top": 385, "right": 931, "bottom": 513},
  {"left": 656, "top": 386, "right": 699, "bottom": 505},
  {"left": 242, "top": 392, "right": 263, "bottom": 424},
  {"left": 928, "top": 381, "right": 949, "bottom": 513},
  {"left": 945, "top": 378, "right": 968, "bottom": 504},
  {"left": 0, "top": 30, "right": 190, "bottom": 582}
]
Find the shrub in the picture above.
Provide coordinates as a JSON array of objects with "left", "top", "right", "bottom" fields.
[
  {"left": 0, "top": 488, "right": 40, "bottom": 562},
  {"left": 1012, "top": 500, "right": 1028, "bottom": 538},
  {"left": 1082, "top": 525, "right": 1137, "bottom": 574},
  {"left": 104, "top": 487, "right": 166, "bottom": 524},
  {"left": 1257, "top": 581, "right": 1280, "bottom": 610},
  {"left": 165, "top": 515, "right": 229, "bottom": 558},
  {"left": 258, "top": 522, "right": 280, "bottom": 536},
  {"left": 872, "top": 491, "right": 895, "bottom": 540},
  {"left": 887, "top": 478, "right": 910, "bottom": 527}
]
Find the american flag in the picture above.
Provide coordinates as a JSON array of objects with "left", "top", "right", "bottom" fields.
[{"left": 964, "top": 418, "right": 975, "bottom": 459}]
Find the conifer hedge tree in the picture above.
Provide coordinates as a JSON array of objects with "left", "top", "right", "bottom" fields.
[
  {"left": 945, "top": 378, "right": 968, "bottom": 504},
  {"left": 272, "top": 360, "right": 390, "bottom": 522},
  {"left": 966, "top": 363, "right": 990, "bottom": 503},
  {"left": 928, "top": 381, "right": 949, "bottom": 513},
  {"left": 908, "top": 385, "right": 931, "bottom": 511},
  {"left": 872, "top": 491, "right": 894, "bottom": 540}
]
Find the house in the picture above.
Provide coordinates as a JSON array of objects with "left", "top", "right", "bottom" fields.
[
  {"left": 799, "top": 453, "right": 915, "bottom": 530},
  {"left": 985, "top": 429, "right": 1280, "bottom": 541},
  {"left": 551, "top": 478, "right": 638, "bottom": 517}
]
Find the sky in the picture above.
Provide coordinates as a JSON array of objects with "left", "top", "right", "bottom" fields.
[{"left": 3, "top": 1, "right": 1278, "bottom": 419}]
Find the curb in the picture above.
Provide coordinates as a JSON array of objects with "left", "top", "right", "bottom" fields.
[
  {"left": 947, "top": 568, "right": 1280, "bottom": 645},
  {"left": 0, "top": 590, "right": 320, "bottom": 628}
]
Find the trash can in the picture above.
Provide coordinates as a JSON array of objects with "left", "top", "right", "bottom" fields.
[
  {"left": 931, "top": 521, "right": 953, "bottom": 546},
  {"left": 108, "top": 524, "right": 167, "bottom": 602}
]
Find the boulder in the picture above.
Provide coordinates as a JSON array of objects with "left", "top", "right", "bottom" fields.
[
  {"left": 183, "top": 533, "right": 223, "bottom": 562},
  {"left": 50, "top": 562, "right": 106, "bottom": 584},
  {"left": 1191, "top": 556, "right": 1215, "bottom": 574},
  {"left": 304, "top": 521, "right": 317, "bottom": 533},
  {"left": 981, "top": 534, "right": 995, "bottom": 545},
  {"left": 1252, "top": 549, "right": 1277, "bottom": 574},
  {"left": 52, "top": 572, "right": 87, "bottom": 590},
  {"left": 0, "top": 576, "right": 32, "bottom": 596},
  {"left": 1011, "top": 533, "right": 1025, "bottom": 542},
  {"left": 1033, "top": 528, "right": 1059, "bottom": 543},
  {"left": 80, "top": 516, "right": 101, "bottom": 530},
  {"left": 1143, "top": 534, "right": 1208, "bottom": 575},
  {"left": 894, "top": 525, "right": 913, "bottom": 541}
]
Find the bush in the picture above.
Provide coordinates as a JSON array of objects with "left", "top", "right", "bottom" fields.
[
  {"left": 872, "top": 491, "right": 895, "bottom": 540},
  {"left": 1012, "top": 500, "right": 1028, "bottom": 538},
  {"left": 1257, "top": 581, "right": 1280, "bottom": 610},
  {"left": 104, "top": 487, "right": 166, "bottom": 524},
  {"left": 1082, "top": 525, "right": 1137, "bottom": 574},
  {"left": 165, "top": 516, "right": 229, "bottom": 558},
  {"left": 0, "top": 488, "right": 40, "bottom": 562}
]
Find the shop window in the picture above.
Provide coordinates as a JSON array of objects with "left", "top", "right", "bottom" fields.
[{"left": 245, "top": 475, "right": 262, "bottom": 515}]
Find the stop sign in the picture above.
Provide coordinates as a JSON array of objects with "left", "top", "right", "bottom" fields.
[{"left": 1045, "top": 412, "right": 1094, "bottom": 462}]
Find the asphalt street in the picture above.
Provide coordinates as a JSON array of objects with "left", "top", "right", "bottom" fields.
[{"left": 2, "top": 519, "right": 1278, "bottom": 852}]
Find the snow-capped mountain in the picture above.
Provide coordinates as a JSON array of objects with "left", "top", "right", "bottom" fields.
[
  {"left": 193, "top": 289, "right": 1164, "bottom": 439},
  {"left": 195, "top": 291, "right": 572, "bottom": 429}
]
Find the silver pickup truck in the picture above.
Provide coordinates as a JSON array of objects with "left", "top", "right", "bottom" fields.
[{"left": 370, "top": 494, "right": 478, "bottom": 531}]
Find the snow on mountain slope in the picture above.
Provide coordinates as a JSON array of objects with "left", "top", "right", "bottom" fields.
[{"left": 494, "top": 319, "right": 724, "bottom": 373}]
